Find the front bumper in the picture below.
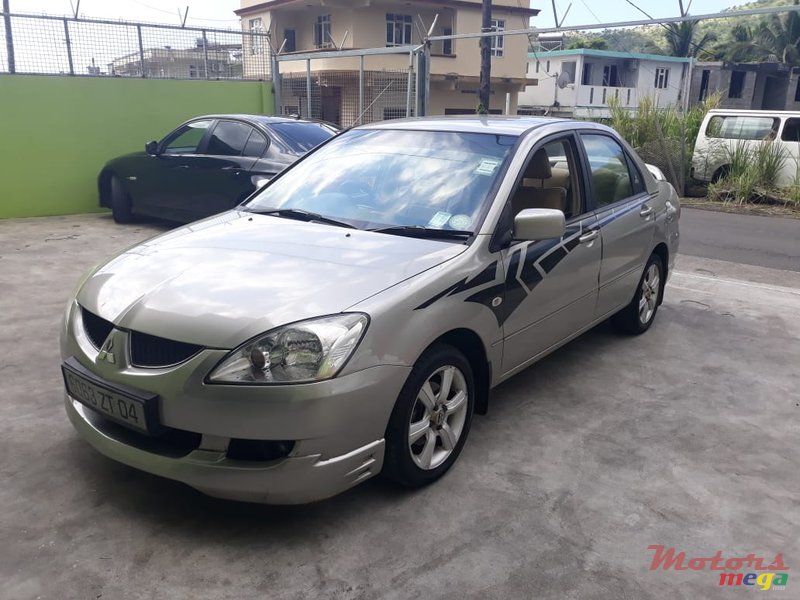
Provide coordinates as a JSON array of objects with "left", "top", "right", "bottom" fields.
[
  {"left": 61, "top": 302, "right": 411, "bottom": 503},
  {"left": 66, "top": 395, "right": 386, "bottom": 504}
]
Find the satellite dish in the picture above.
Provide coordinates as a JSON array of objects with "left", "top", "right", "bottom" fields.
[{"left": 556, "top": 71, "right": 573, "bottom": 89}]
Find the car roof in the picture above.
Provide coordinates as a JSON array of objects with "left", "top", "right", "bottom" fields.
[
  {"left": 360, "top": 115, "right": 582, "bottom": 136},
  {"left": 190, "top": 114, "right": 323, "bottom": 126}
]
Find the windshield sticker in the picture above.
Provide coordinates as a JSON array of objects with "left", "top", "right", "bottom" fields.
[
  {"left": 449, "top": 214, "right": 473, "bottom": 230},
  {"left": 428, "top": 211, "right": 452, "bottom": 228},
  {"left": 475, "top": 159, "right": 501, "bottom": 176}
]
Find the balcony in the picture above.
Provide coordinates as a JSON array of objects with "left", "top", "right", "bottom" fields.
[{"left": 577, "top": 85, "right": 637, "bottom": 108}]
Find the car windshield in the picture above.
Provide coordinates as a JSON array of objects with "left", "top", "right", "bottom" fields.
[
  {"left": 245, "top": 129, "right": 517, "bottom": 234},
  {"left": 271, "top": 121, "right": 337, "bottom": 153}
]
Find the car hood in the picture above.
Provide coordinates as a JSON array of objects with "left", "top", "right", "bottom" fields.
[{"left": 77, "top": 211, "right": 466, "bottom": 348}]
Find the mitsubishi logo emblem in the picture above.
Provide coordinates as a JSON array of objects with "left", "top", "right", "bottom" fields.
[{"left": 97, "top": 337, "right": 116, "bottom": 364}]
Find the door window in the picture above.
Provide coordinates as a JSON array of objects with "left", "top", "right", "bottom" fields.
[
  {"left": 206, "top": 121, "right": 253, "bottom": 156},
  {"left": 510, "top": 137, "right": 582, "bottom": 222},
  {"left": 162, "top": 120, "right": 212, "bottom": 155},
  {"left": 581, "top": 134, "right": 637, "bottom": 208},
  {"left": 781, "top": 118, "right": 800, "bottom": 142}
]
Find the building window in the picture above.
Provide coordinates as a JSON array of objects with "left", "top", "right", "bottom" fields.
[
  {"left": 582, "top": 62, "right": 593, "bottom": 85},
  {"left": 442, "top": 27, "right": 453, "bottom": 55},
  {"left": 728, "top": 70, "right": 746, "bottom": 99},
  {"left": 284, "top": 29, "right": 296, "bottom": 53},
  {"left": 603, "top": 64, "right": 619, "bottom": 87},
  {"left": 490, "top": 19, "right": 505, "bottom": 57},
  {"left": 387, "top": 13, "right": 413, "bottom": 46},
  {"left": 699, "top": 69, "right": 710, "bottom": 101},
  {"left": 654, "top": 67, "right": 670, "bottom": 89},
  {"left": 249, "top": 18, "right": 265, "bottom": 56},
  {"left": 314, "top": 14, "right": 332, "bottom": 49}
]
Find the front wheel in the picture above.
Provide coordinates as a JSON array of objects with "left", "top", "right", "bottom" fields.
[
  {"left": 383, "top": 345, "right": 475, "bottom": 488},
  {"left": 611, "top": 253, "right": 663, "bottom": 335},
  {"left": 110, "top": 175, "right": 135, "bottom": 224}
]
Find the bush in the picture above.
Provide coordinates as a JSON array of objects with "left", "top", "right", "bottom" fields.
[{"left": 707, "top": 140, "right": 794, "bottom": 205}]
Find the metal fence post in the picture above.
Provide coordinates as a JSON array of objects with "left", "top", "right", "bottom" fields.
[
  {"left": 136, "top": 24, "right": 145, "bottom": 78},
  {"left": 271, "top": 51, "right": 282, "bottom": 115},
  {"left": 3, "top": 8, "right": 15, "bottom": 73},
  {"left": 406, "top": 50, "right": 413, "bottom": 117},
  {"left": 306, "top": 58, "right": 312, "bottom": 119},
  {"left": 359, "top": 54, "right": 364, "bottom": 122},
  {"left": 63, "top": 18, "right": 74, "bottom": 75},
  {"left": 202, "top": 30, "right": 209, "bottom": 79}
]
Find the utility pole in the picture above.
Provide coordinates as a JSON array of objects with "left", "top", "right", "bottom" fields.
[
  {"left": 478, "top": 0, "right": 492, "bottom": 114},
  {"left": 3, "top": 0, "right": 15, "bottom": 74}
]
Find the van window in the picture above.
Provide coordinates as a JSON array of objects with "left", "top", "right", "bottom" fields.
[
  {"left": 781, "top": 118, "right": 800, "bottom": 142},
  {"left": 706, "top": 115, "right": 778, "bottom": 140}
]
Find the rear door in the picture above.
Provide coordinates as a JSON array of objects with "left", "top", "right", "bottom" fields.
[{"left": 579, "top": 132, "right": 655, "bottom": 318}]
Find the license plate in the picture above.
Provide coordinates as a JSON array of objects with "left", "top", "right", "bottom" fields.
[{"left": 61, "top": 358, "right": 159, "bottom": 434}]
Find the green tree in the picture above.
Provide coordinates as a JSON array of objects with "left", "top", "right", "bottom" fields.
[
  {"left": 755, "top": 0, "right": 800, "bottom": 64},
  {"left": 664, "top": 20, "right": 717, "bottom": 57}
]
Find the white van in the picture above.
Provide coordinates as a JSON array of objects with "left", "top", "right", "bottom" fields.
[{"left": 692, "top": 109, "right": 800, "bottom": 187}]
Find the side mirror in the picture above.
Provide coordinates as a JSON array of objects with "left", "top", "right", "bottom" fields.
[
  {"left": 514, "top": 208, "right": 565, "bottom": 241},
  {"left": 145, "top": 140, "right": 159, "bottom": 156}
]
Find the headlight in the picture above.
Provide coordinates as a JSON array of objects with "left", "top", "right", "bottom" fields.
[{"left": 207, "top": 313, "right": 368, "bottom": 384}]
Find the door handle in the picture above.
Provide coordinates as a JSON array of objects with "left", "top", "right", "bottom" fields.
[
  {"left": 579, "top": 229, "right": 599, "bottom": 244},
  {"left": 640, "top": 205, "right": 654, "bottom": 218}
]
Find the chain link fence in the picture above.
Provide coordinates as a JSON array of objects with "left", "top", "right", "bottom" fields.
[{"left": 0, "top": 13, "right": 270, "bottom": 79}]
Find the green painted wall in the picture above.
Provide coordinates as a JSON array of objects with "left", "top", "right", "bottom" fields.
[{"left": 0, "top": 76, "right": 275, "bottom": 219}]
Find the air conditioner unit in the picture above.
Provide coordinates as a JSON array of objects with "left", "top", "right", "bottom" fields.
[{"left": 624, "top": 59, "right": 638, "bottom": 72}]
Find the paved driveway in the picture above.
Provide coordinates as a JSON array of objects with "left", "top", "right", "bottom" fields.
[{"left": 1, "top": 214, "right": 797, "bottom": 600}]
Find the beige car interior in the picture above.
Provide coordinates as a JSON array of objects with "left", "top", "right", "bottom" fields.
[{"left": 511, "top": 144, "right": 580, "bottom": 220}]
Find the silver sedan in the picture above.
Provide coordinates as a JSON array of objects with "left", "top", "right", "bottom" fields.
[{"left": 60, "top": 116, "right": 680, "bottom": 504}]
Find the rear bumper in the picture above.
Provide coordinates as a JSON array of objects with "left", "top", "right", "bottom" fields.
[{"left": 66, "top": 395, "right": 385, "bottom": 504}]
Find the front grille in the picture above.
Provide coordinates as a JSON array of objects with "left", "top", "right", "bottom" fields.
[
  {"left": 81, "top": 307, "right": 114, "bottom": 349},
  {"left": 130, "top": 330, "right": 204, "bottom": 368}
]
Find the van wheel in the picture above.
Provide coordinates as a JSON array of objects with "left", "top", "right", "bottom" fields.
[
  {"left": 711, "top": 165, "right": 730, "bottom": 183},
  {"left": 110, "top": 175, "right": 135, "bottom": 224},
  {"left": 383, "top": 344, "right": 475, "bottom": 488},
  {"left": 611, "top": 253, "right": 663, "bottom": 335}
]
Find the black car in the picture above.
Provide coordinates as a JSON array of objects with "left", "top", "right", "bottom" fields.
[{"left": 99, "top": 115, "right": 338, "bottom": 223}]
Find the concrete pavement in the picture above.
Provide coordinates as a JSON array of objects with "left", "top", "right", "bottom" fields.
[{"left": 1, "top": 214, "right": 798, "bottom": 600}]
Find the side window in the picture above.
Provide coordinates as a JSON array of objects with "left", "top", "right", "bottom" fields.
[
  {"left": 581, "top": 134, "right": 635, "bottom": 208},
  {"left": 781, "top": 118, "right": 800, "bottom": 142},
  {"left": 205, "top": 121, "right": 253, "bottom": 156},
  {"left": 510, "top": 137, "right": 582, "bottom": 221},
  {"left": 706, "top": 115, "right": 778, "bottom": 140},
  {"left": 162, "top": 120, "right": 212, "bottom": 155},
  {"left": 243, "top": 130, "right": 269, "bottom": 157}
]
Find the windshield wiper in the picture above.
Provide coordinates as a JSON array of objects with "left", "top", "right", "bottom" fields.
[
  {"left": 250, "top": 208, "right": 357, "bottom": 229},
  {"left": 369, "top": 225, "right": 473, "bottom": 240}
]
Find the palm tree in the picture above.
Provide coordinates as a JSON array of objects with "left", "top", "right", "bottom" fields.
[
  {"left": 755, "top": 0, "right": 800, "bottom": 64},
  {"left": 664, "top": 20, "right": 717, "bottom": 58}
]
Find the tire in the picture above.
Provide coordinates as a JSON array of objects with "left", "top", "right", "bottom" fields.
[
  {"left": 383, "top": 344, "right": 475, "bottom": 488},
  {"left": 110, "top": 175, "right": 135, "bottom": 224},
  {"left": 611, "top": 253, "right": 664, "bottom": 335}
]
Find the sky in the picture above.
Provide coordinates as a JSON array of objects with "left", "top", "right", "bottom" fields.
[{"left": 8, "top": 0, "right": 756, "bottom": 30}]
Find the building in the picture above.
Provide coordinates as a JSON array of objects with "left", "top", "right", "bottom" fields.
[
  {"left": 518, "top": 48, "right": 691, "bottom": 118},
  {"left": 690, "top": 61, "right": 800, "bottom": 111},
  {"left": 110, "top": 43, "right": 244, "bottom": 79},
  {"left": 235, "top": 0, "right": 539, "bottom": 125}
]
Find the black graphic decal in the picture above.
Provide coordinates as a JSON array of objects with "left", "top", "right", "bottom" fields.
[
  {"left": 415, "top": 262, "right": 498, "bottom": 311},
  {"left": 519, "top": 243, "right": 545, "bottom": 289},
  {"left": 540, "top": 246, "right": 568, "bottom": 274}
]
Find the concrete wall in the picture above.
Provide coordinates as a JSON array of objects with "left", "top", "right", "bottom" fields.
[
  {"left": 690, "top": 64, "right": 758, "bottom": 109},
  {"left": 0, "top": 76, "right": 274, "bottom": 219}
]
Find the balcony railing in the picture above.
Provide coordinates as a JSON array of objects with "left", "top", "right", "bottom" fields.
[{"left": 577, "top": 85, "right": 637, "bottom": 107}]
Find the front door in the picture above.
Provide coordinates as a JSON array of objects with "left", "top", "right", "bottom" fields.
[
  {"left": 500, "top": 135, "right": 602, "bottom": 375},
  {"left": 579, "top": 133, "right": 656, "bottom": 318}
]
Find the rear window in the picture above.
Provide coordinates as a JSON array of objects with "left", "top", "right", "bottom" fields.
[
  {"left": 706, "top": 115, "right": 778, "bottom": 140},
  {"left": 271, "top": 122, "right": 336, "bottom": 154}
]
